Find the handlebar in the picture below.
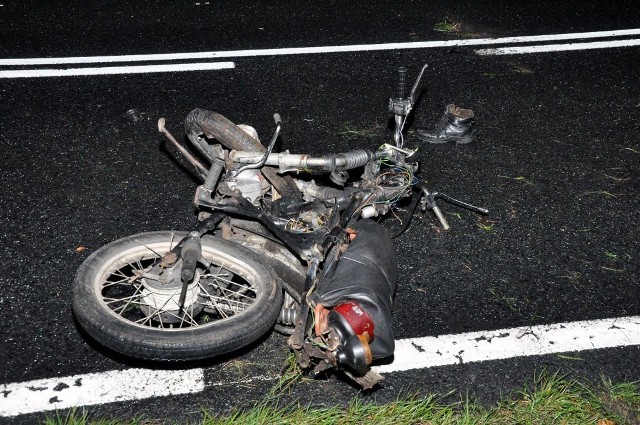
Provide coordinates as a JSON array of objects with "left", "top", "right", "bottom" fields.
[
  {"left": 389, "top": 64, "right": 429, "bottom": 148},
  {"left": 233, "top": 113, "right": 282, "bottom": 176},
  {"left": 397, "top": 66, "right": 408, "bottom": 99}
]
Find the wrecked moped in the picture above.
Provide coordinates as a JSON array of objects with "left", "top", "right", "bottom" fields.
[{"left": 72, "top": 65, "right": 487, "bottom": 388}]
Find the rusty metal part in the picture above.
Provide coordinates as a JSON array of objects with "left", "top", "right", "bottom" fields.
[
  {"left": 220, "top": 216, "right": 234, "bottom": 240},
  {"left": 159, "top": 251, "right": 178, "bottom": 269},
  {"left": 314, "top": 304, "right": 330, "bottom": 336},
  {"left": 158, "top": 118, "right": 208, "bottom": 176},
  {"left": 358, "top": 334, "right": 373, "bottom": 365},
  {"left": 262, "top": 168, "right": 303, "bottom": 201},
  {"left": 343, "top": 368, "right": 384, "bottom": 390}
]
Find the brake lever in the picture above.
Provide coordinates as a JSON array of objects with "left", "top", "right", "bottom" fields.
[
  {"left": 419, "top": 185, "right": 489, "bottom": 230},
  {"left": 433, "top": 192, "right": 489, "bottom": 215}
]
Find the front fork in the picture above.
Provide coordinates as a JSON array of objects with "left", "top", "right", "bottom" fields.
[{"left": 388, "top": 64, "right": 429, "bottom": 148}]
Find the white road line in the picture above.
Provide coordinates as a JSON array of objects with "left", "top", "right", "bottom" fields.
[
  {"left": 0, "top": 368, "right": 205, "bottom": 417},
  {"left": 1, "top": 28, "right": 639, "bottom": 66},
  {"left": 2, "top": 315, "right": 639, "bottom": 417},
  {"left": 0, "top": 62, "right": 235, "bottom": 78},
  {"left": 476, "top": 38, "right": 640, "bottom": 55},
  {"left": 374, "top": 315, "right": 640, "bottom": 374}
]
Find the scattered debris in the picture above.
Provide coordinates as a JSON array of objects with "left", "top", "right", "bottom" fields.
[
  {"left": 512, "top": 64, "right": 534, "bottom": 74},
  {"left": 337, "top": 122, "right": 377, "bottom": 139},
  {"left": 53, "top": 383, "right": 69, "bottom": 392},
  {"left": 411, "top": 342, "right": 426, "bottom": 352},
  {"left": 499, "top": 175, "right": 534, "bottom": 185},
  {"left": 577, "top": 190, "right": 618, "bottom": 200},
  {"left": 125, "top": 108, "right": 143, "bottom": 123},
  {"left": 557, "top": 354, "right": 584, "bottom": 361}
]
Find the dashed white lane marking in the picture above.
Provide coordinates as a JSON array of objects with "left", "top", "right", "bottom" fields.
[
  {"left": 2, "top": 315, "right": 639, "bottom": 417},
  {"left": 476, "top": 38, "right": 640, "bottom": 55},
  {"left": 0, "top": 368, "right": 205, "bottom": 417},
  {"left": 0, "top": 62, "right": 235, "bottom": 78},
  {"left": 0, "top": 28, "right": 639, "bottom": 66},
  {"left": 374, "top": 315, "right": 640, "bottom": 374}
]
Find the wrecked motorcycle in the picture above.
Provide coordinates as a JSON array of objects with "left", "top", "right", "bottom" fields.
[{"left": 72, "top": 65, "right": 487, "bottom": 388}]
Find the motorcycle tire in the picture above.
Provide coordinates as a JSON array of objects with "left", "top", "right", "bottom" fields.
[{"left": 73, "top": 231, "right": 282, "bottom": 361}]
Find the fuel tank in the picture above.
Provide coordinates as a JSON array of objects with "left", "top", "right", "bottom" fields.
[{"left": 311, "top": 218, "right": 397, "bottom": 365}]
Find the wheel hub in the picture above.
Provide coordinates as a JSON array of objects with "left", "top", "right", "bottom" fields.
[{"left": 140, "top": 264, "right": 203, "bottom": 322}]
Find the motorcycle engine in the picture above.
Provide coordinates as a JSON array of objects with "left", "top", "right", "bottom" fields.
[{"left": 226, "top": 168, "right": 270, "bottom": 205}]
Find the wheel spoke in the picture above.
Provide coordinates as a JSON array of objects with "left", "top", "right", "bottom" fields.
[
  {"left": 157, "top": 302, "right": 165, "bottom": 328},
  {"left": 104, "top": 295, "right": 139, "bottom": 304},
  {"left": 136, "top": 291, "right": 174, "bottom": 326},
  {"left": 217, "top": 284, "right": 255, "bottom": 302},
  {"left": 136, "top": 312, "right": 156, "bottom": 326},
  {"left": 112, "top": 284, "right": 144, "bottom": 315},
  {"left": 178, "top": 303, "right": 198, "bottom": 327},
  {"left": 198, "top": 283, "right": 230, "bottom": 319},
  {"left": 103, "top": 278, "right": 132, "bottom": 288},
  {"left": 134, "top": 239, "right": 164, "bottom": 258},
  {"left": 134, "top": 258, "right": 145, "bottom": 273},
  {"left": 201, "top": 274, "right": 234, "bottom": 285},
  {"left": 111, "top": 270, "right": 130, "bottom": 279},
  {"left": 211, "top": 292, "right": 251, "bottom": 308}
]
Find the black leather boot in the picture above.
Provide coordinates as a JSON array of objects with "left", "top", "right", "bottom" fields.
[{"left": 416, "top": 104, "right": 475, "bottom": 144}]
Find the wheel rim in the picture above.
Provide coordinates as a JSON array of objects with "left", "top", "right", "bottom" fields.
[{"left": 95, "top": 237, "right": 262, "bottom": 330}]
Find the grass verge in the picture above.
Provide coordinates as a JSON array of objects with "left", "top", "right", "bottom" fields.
[{"left": 43, "top": 372, "right": 640, "bottom": 425}]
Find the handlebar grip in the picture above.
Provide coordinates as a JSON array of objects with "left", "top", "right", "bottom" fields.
[{"left": 397, "top": 67, "right": 408, "bottom": 99}]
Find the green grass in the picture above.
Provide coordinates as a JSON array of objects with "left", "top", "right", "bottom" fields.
[
  {"left": 512, "top": 65, "right": 534, "bottom": 74},
  {"left": 43, "top": 373, "right": 640, "bottom": 425},
  {"left": 488, "top": 288, "right": 521, "bottom": 313},
  {"left": 432, "top": 18, "right": 481, "bottom": 38},
  {"left": 578, "top": 190, "right": 617, "bottom": 199},
  {"left": 266, "top": 352, "right": 304, "bottom": 397},
  {"left": 498, "top": 175, "right": 534, "bottom": 185},
  {"left": 42, "top": 408, "right": 139, "bottom": 425},
  {"left": 477, "top": 222, "right": 495, "bottom": 232},
  {"left": 433, "top": 18, "right": 461, "bottom": 33},
  {"left": 336, "top": 122, "right": 377, "bottom": 139},
  {"left": 476, "top": 217, "right": 497, "bottom": 233}
]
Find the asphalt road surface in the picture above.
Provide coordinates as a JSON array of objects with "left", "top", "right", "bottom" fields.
[{"left": 1, "top": 1, "right": 639, "bottom": 423}]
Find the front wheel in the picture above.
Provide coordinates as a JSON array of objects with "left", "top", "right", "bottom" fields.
[{"left": 72, "top": 231, "right": 282, "bottom": 361}]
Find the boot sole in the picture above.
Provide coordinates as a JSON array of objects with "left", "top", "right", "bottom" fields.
[
  {"left": 416, "top": 133, "right": 475, "bottom": 144},
  {"left": 455, "top": 135, "right": 474, "bottom": 144}
]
